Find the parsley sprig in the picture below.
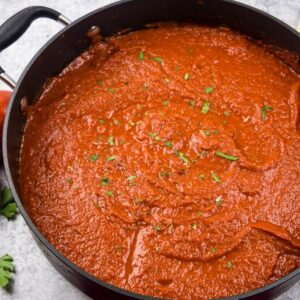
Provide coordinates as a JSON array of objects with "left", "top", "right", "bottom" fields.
[
  {"left": 0, "top": 254, "right": 14, "bottom": 288},
  {"left": 0, "top": 187, "right": 17, "bottom": 220}
]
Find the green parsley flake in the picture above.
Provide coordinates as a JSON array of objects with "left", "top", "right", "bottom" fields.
[
  {"left": 137, "top": 197, "right": 142, "bottom": 205},
  {"left": 154, "top": 225, "right": 161, "bottom": 232},
  {"left": 106, "top": 155, "right": 117, "bottom": 161},
  {"left": 152, "top": 57, "right": 163, "bottom": 64},
  {"left": 101, "top": 177, "right": 109, "bottom": 186},
  {"left": 159, "top": 171, "right": 170, "bottom": 178},
  {"left": 97, "top": 80, "right": 103, "bottom": 86},
  {"left": 214, "top": 130, "right": 220, "bottom": 135},
  {"left": 149, "top": 132, "right": 160, "bottom": 141},
  {"left": 261, "top": 105, "right": 273, "bottom": 121},
  {"left": 175, "top": 65, "right": 180, "bottom": 71},
  {"left": 165, "top": 141, "right": 173, "bottom": 148},
  {"left": 199, "top": 174, "right": 205, "bottom": 180},
  {"left": 204, "top": 130, "right": 211, "bottom": 136},
  {"left": 211, "top": 246, "right": 217, "bottom": 254},
  {"left": 184, "top": 73, "right": 190, "bottom": 80},
  {"left": 107, "top": 136, "right": 115, "bottom": 146},
  {"left": 108, "top": 87, "right": 115, "bottom": 93},
  {"left": 224, "top": 111, "right": 230, "bottom": 117},
  {"left": 139, "top": 51, "right": 144, "bottom": 61},
  {"left": 215, "top": 151, "right": 239, "bottom": 161},
  {"left": 106, "top": 191, "right": 113, "bottom": 197},
  {"left": 90, "top": 154, "right": 99, "bottom": 161},
  {"left": 99, "top": 118, "right": 105, "bottom": 124},
  {"left": 0, "top": 254, "right": 14, "bottom": 288},
  {"left": 189, "top": 100, "right": 195, "bottom": 107},
  {"left": 192, "top": 223, "right": 198, "bottom": 230},
  {"left": 0, "top": 187, "right": 17, "bottom": 220},
  {"left": 202, "top": 100, "right": 210, "bottom": 114},
  {"left": 177, "top": 152, "right": 189, "bottom": 164},
  {"left": 215, "top": 195, "right": 223, "bottom": 206},
  {"left": 226, "top": 261, "right": 233, "bottom": 269},
  {"left": 211, "top": 171, "right": 221, "bottom": 183},
  {"left": 66, "top": 178, "right": 72, "bottom": 184},
  {"left": 162, "top": 100, "right": 170, "bottom": 106},
  {"left": 201, "top": 150, "right": 206, "bottom": 157},
  {"left": 204, "top": 86, "right": 214, "bottom": 94}
]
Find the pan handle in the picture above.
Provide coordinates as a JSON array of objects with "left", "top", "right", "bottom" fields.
[{"left": 0, "top": 6, "right": 71, "bottom": 89}]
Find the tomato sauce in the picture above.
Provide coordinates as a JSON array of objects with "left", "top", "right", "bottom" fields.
[{"left": 19, "top": 24, "right": 300, "bottom": 299}]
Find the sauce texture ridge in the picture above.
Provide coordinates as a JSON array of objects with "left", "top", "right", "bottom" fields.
[{"left": 19, "top": 25, "right": 300, "bottom": 299}]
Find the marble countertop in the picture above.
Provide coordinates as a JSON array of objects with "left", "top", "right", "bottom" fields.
[{"left": 0, "top": 1, "right": 299, "bottom": 299}]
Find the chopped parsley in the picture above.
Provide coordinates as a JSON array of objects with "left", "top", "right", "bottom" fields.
[
  {"left": 214, "top": 130, "right": 220, "bottom": 135},
  {"left": 201, "top": 150, "right": 206, "bottom": 157},
  {"left": 204, "top": 86, "right": 214, "bottom": 94},
  {"left": 211, "top": 171, "right": 221, "bottom": 183},
  {"left": 159, "top": 171, "right": 170, "bottom": 178},
  {"left": 224, "top": 111, "right": 230, "bottom": 117},
  {"left": 139, "top": 51, "right": 144, "bottom": 61},
  {"left": 90, "top": 154, "right": 99, "bottom": 161},
  {"left": 261, "top": 105, "right": 273, "bottom": 121},
  {"left": 0, "top": 187, "right": 17, "bottom": 220},
  {"left": 189, "top": 100, "right": 195, "bottom": 108},
  {"left": 106, "top": 155, "right": 117, "bottom": 161},
  {"left": 184, "top": 73, "right": 190, "bottom": 80},
  {"left": 107, "top": 136, "right": 115, "bottom": 146},
  {"left": 99, "top": 118, "right": 105, "bottom": 124},
  {"left": 202, "top": 100, "right": 210, "bottom": 114},
  {"left": 226, "top": 261, "right": 233, "bottom": 269},
  {"left": 162, "top": 100, "right": 170, "bottom": 106},
  {"left": 151, "top": 57, "right": 163, "bottom": 64},
  {"left": 0, "top": 254, "right": 14, "bottom": 288},
  {"left": 101, "top": 177, "right": 109, "bottom": 186},
  {"left": 215, "top": 151, "right": 239, "bottom": 161},
  {"left": 97, "top": 80, "right": 103, "bottom": 86},
  {"left": 127, "top": 175, "right": 136, "bottom": 186},
  {"left": 106, "top": 191, "right": 113, "bottom": 197},
  {"left": 108, "top": 87, "right": 115, "bottom": 93},
  {"left": 164, "top": 141, "right": 173, "bottom": 148},
  {"left": 66, "top": 178, "right": 72, "bottom": 184},
  {"left": 175, "top": 65, "right": 180, "bottom": 71},
  {"left": 149, "top": 132, "right": 160, "bottom": 141},
  {"left": 204, "top": 130, "right": 211, "bottom": 136},
  {"left": 199, "top": 173, "right": 205, "bottom": 180},
  {"left": 137, "top": 197, "right": 142, "bottom": 205},
  {"left": 211, "top": 246, "right": 217, "bottom": 254},
  {"left": 154, "top": 225, "right": 161, "bottom": 232},
  {"left": 215, "top": 195, "right": 223, "bottom": 206},
  {"left": 192, "top": 223, "right": 198, "bottom": 230},
  {"left": 177, "top": 151, "right": 189, "bottom": 164}
]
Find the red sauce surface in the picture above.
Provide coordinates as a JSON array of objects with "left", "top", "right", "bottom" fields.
[{"left": 19, "top": 25, "right": 300, "bottom": 299}]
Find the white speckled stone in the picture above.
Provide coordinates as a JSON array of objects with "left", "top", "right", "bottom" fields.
[{"left": 0, "top": 1, "right": 299, "bottom": 299}]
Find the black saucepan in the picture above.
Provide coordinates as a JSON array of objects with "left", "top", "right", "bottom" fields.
[{"left": 0, "top": 0, "right": 299, "bottom": 299}]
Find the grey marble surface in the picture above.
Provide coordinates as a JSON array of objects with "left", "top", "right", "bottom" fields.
[{"left": 0, "top": 1, "right": 299, "bottom": 299}]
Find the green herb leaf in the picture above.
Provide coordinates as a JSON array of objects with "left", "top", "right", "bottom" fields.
[
  {"left": 149, "top": 132, "right": 160, "bottom": 141},
  {"left": 204, "top": 86, "right": 214, "bottom": 94},
  {"left": 204, "top": 130, "right": 211, "bottom": 136},
  {"left": 152, "top": 57, "right": 163, "bottom": 64},
  {"left": 97, "top": 80, "right": 103, "bottom": 86},
  {"left": 215, "top": 195, "right": 223, "bottom": 206},
  {"left": 0, "top": 254, "right": 14, "bottom": 288},
  {"left": 214, "top": 130, "right": 220, "bottom": 135},
  {"left": 211, "top": 172, "right": 221, "bottom": 183},
  {"left": 184, "top": 73, "right": 190, "bottom": 80},
  {"left": 189, "top": 100, "right": 195, "bottom": 108},
  {"left": 101, "top": 177, "right": 109, "bottom": 186},
  {"left": 261, "top": 105, "right": 273, "bottom": 121},
  {"left": 108, "top": 87, "right": 115, "bottom": 93},
  {"left": 66, "top": 178, "right": 72, "bottom": 184},
  {"left": 139, "top": 51, "right": 144, "bottom": 61},
  {"left": 215, "top": 151, "right": 239, "bottom": 161},
  {"left": 99, "top": 118, "right": 105, "bottom": 124},
  {"left": 202, "top": 100, "right": 210, "bottom": 114},
  {"left": 159, "top": 171, "right": 170, "bottom": 178},
  {"left": 106, "top": 191, "right": 113, "bottom": 197},
  {"left": 224, "top": 111, "right": 230, "bottom": 117},
  {"left": 90, "top": 154, "right": 99, "bottom": 161},
  {"left": 164, "top": 141, "right": 173, "bottom": 148},
  {"left": 107, "top": 136, "right": 115, "bottom": 146},
  {"left": 154, "top": 225, "right": 161, "bottom": 232},
  {"left": 226, "top": 261, "right": 233, "bottom": 269},
  {"left": 137, "top": 197, "right": 142, "bottom": 205},
  {"left": 175, "top": 66, "right": 180, "bottom": 71},
  {"left": 211, "top": 247, "right": 217, "bottom": 254},
  {"left": 192, "top": 223, "right": 198, "bottom": 230},
  {"left": 177, "top": 152, "right": 189, "bottom": 164},
  {"left": 162, "top": 100, "right": 170, "bottom": 106},
  {"left": 106, "top": 155, "right": 117, "bottom": 161}
]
